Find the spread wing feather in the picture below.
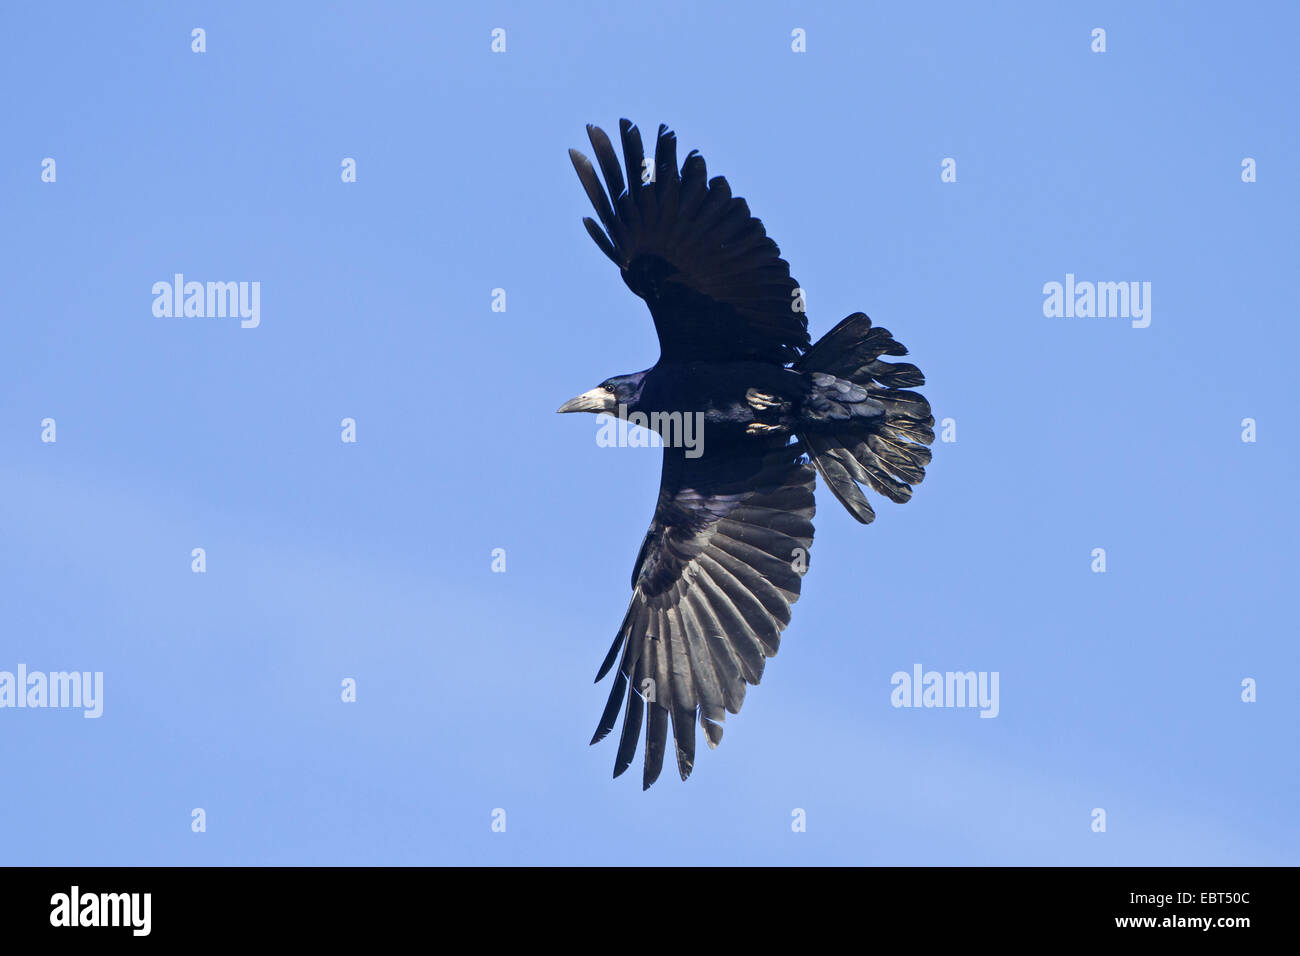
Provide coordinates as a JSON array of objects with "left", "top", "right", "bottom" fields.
[
  {"left": 570, "top": 120, "right": 811, "bottom": 365},
  {"left": 591, "top": 441, "right": 816, "bottom": 788}
]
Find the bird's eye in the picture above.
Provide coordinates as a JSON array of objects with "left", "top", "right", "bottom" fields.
[{"left": 602, "top": 384, "right": 615, "bottom": 393}]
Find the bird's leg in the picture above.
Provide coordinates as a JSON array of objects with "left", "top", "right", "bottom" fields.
[
  {"left": 744, "top": 389, "right": 792, "bottom": 435},
  {"left": 745, "top": 388, "right": 786, "bottom": 411}
]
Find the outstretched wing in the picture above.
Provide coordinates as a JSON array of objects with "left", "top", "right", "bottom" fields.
[
  {"left": 591, "top": 439, "right": 816, "bottom": 788},
  {"left": 570, "top": 120, "right": 811, "bottom": 366}
]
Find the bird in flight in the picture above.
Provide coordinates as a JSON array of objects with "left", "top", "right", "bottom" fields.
[{"left": 560, "top": 120, "right": 934, "bottom": 789}]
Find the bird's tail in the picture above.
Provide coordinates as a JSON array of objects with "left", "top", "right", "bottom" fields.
[{"left": 792, "top": 313, "right": 934, "bottom": 524}]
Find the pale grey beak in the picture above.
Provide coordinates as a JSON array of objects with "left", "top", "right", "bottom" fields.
[{"left": 557, "top": 387, "right": 613, "bottom": 414}]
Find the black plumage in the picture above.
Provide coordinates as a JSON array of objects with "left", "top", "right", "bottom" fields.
[{"left": 559, "top": 120, "right": 934, "bottom": 788}]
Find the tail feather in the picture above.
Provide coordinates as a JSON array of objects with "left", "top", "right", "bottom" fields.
[
  {"left": 797, "top": 314, "right": 909, "bottom": 374},
  {"left": 795, "top": 313, "right": 934, "bottom": 524},
  {"left": 803, "top": 435, "right": 878, "bottom": 523}
]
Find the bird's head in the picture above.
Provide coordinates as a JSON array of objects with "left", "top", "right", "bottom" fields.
[{"left": 557, "top": 372, "right": 646, "bottom": 416}]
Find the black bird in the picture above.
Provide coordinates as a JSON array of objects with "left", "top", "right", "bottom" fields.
[{"left": 560, "top": 120, "right": 934, "bottom": 788}]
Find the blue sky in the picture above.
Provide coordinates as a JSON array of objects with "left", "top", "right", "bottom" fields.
[{"left": 1, "top": 1, "right": 1296, "bottom": 865}]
